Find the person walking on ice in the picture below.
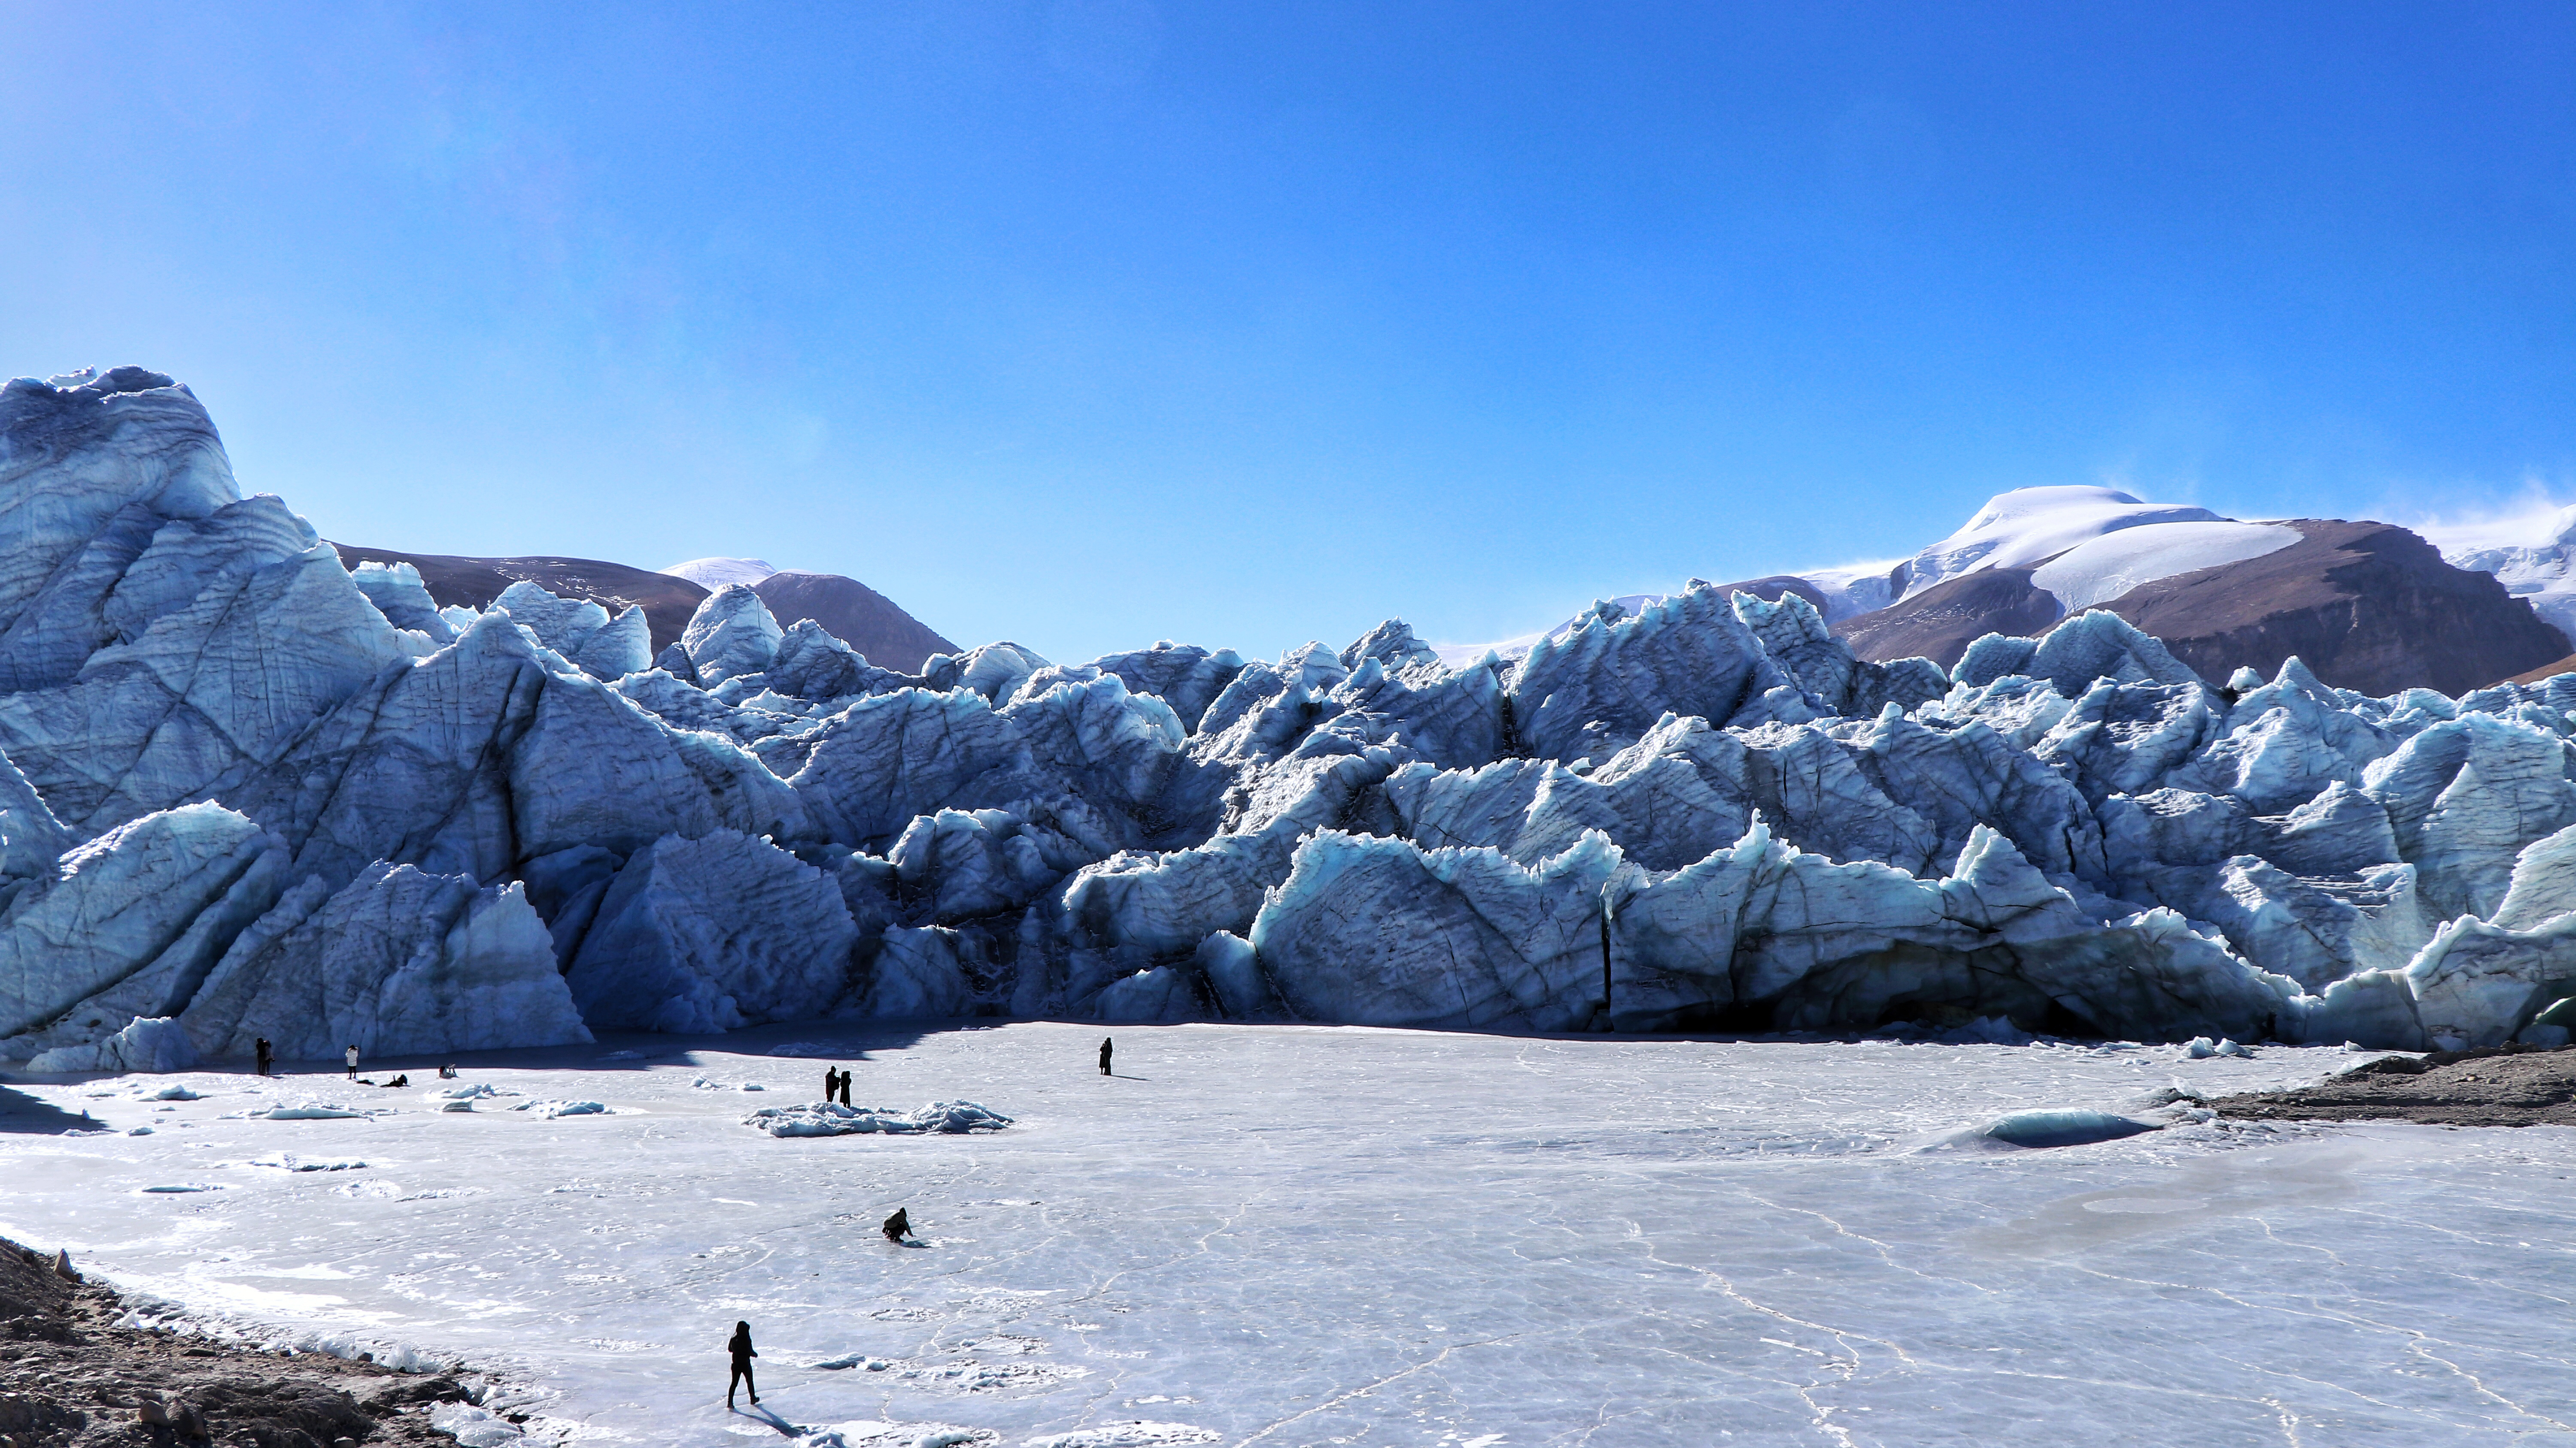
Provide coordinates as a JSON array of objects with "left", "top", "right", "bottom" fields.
[
  {"left": 1098, "top": 1037, "right": 1113, "bottom": 1076},
  {"left": 882, "top": 1207, "right": 914, "bottom": 1243},
  {"left": 726, "top": 1320, "right": 759, "bottom": 1409},
  {"left": 344, "top": 1045, "right": 359, "bottom": 1079}
]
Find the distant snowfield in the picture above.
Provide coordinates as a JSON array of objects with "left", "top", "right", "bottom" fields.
[
  {"left": 2027, "top": 519, "right": 2301, "bottom": 613},
  {"left": 2421, "top": 504, "right": 2576, "bottom": 652},
  {"left": 662, "top": 556, "right": 779, "bottom": 590},
  {"left": 6, "top": 1022, "right": 2573, "bottom": 1447}
]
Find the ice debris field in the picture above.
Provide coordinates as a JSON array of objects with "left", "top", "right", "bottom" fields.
[
  {"left": 9, "top": 1022, "right": 2576, "bottom": 1446},
  {"left": 14, "top": 368, "right": 2576, "bottom": 1072}
]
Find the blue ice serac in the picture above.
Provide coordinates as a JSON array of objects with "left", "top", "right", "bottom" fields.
[{"left": 8, "top": 367, "right": 2576, "bottom": 1065}]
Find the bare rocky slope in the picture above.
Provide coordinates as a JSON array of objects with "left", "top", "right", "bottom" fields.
[
  {"left": 750, "top": 570, "right": 957, "bottom": 673},
  {"left": 0, "top": 1236, "right": 471, "bottom": 1447},
  {"left": 2210, "top": 1044, "right": 2576, "bottom": 1127},
  {"left": 2092, "top": 519, "right": 2569, "bottom": 697},
  {"left": 1830, "top": 567, "right": 2065, "bottom": 673}
]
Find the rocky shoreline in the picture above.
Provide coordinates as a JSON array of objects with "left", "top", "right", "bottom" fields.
[
  {"left": 2209, "top": 1044, "right": 2576, "bottom": 1127},
  {"left": 0, "top": 1237, "right": 477, "bottom": 1448}
]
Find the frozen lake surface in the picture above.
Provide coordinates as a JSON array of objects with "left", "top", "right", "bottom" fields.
[{"left": 6, "top": 1023, "right": 2575, "bottom": 1447}]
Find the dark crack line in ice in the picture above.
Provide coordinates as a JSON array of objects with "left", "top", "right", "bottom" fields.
[{"left": 1230, "top": 1334, "right": 1519, "bottom": 1448}]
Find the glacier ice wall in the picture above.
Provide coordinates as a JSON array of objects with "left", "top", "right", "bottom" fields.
[{"left": 9, "top": 366, "right": 2576, "bottom": 1062}]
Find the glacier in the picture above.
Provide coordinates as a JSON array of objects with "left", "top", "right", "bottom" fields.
[
  {"left": 12, "top": 367, "right": 2576, "bottom": 1064},
  {"left": 2422, "top": 501, "right": 2576, "bottom": 651}
]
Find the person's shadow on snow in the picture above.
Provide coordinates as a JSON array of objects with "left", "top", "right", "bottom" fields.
[{"left": 736, "top": 1404, "right": 801, "bottom": 1436}]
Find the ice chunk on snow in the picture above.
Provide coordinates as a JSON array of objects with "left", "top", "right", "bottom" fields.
[
  {"left": 1959, "top": 1108, "right": 2158, "bottom": 1149},
  {"left": 511, "top": 1099, "right": 608, "bottom": 1118},
  {"left": 233, "top": 1100, "right": 375, "bottom": 1120},
  {"left": 743, "top": 1100, "right": 1012, "bottom": 1137},
  {"left": 247, "top": 1154, "right": 366, "bottom": 1171},
  {"left": 428, "top": 1403, "right": 524, "bottom": 1447}
]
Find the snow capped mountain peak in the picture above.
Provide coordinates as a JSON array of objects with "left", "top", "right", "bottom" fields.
[
  {"left": 659, "top": 557, "right": 777, "bottom": 590},
  {"left": 1903, "top": 485, "right": 2230, "bottom": 597}
]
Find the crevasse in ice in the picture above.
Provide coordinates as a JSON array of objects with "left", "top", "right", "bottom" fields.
[{"left": 7, "top": 366, "right": 2576, "bottom": 1062}]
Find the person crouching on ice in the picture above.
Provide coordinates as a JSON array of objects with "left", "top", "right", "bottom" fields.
[
  {"left": 883, "top": 1207, "right": 913, "bottom": 1243},
  {"left": 726, "top": 1320, "right": 759, "bottom": 1409}
]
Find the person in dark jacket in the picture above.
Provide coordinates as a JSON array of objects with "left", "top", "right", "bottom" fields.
[
  {"left": 253, "top": 1038, "right": 271, "bottom": 1077},
  {"left": 837, "top": 1069, "right": 853, "bottom": 1107},
  {"left": 1098, "top": 1037, "right": 1112, "bottom": 1076},
  {"left": 822, "top": 1066, "right": 838, "bottom": 1104},
  {"left": 726, "top": 1320, "right": 758, "bottom": 1409},
  {"left": 882, "top": 1207, "right": 913, "bottom": 1243}
]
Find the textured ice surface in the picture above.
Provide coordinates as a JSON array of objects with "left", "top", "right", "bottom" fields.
[
  {"left": 744, "top": 1099, "right": 1012, "bottom": 1136},
  {"left": 6, "top": 1022, "right": 2574, "bottom": 1447},
  {"left": 27, "top": 1014, "right": 195, "bottom": 1073},
  {"left": 15, "top": 370, "right": 2576, "bottom": 1059}
]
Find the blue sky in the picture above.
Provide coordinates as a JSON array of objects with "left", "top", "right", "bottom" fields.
[{"left": 4, "top": 3, "right": 2572, "bottom": 662}]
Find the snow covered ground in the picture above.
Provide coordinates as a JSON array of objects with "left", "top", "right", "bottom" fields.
[{"left": 6, "top": 1022, "right": 2573, "bottom": 1447}]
